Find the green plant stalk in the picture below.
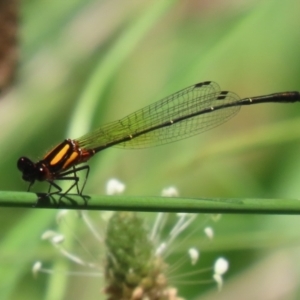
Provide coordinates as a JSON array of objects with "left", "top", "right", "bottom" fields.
[{"left": 1, "top": 191, "right": 300, "bottom": 214}]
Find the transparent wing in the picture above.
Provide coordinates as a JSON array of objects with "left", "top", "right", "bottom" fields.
[{"left": 77, "top": 81, "right": 241, "bottom": 150}]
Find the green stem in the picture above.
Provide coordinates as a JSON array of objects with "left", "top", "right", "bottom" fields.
[{"left": 2, "top": 191, "right": 300, "bottom": 214}]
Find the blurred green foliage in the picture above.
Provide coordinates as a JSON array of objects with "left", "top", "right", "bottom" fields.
[{"left": 1, "top": 0, "right": 300, "bottom": 299}]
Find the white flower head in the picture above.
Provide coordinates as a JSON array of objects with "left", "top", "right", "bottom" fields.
[
  {"left": 41, "top": 230, "right": 58, "bottom": 240},
  {"left": 52, "top": 234, "right": 65, "bottom": 244},
  {"left": 35, "top": 187, "right": 227, "bottom": 299},
  {"left": 32, "top": 261, "right": 42, "bottom": 277},
  {"left": 161, "top": 186, "right": 179, "bottom": 197},
  {"left": 204, "top": 226, "right": 214, "bottom": 240},
  {"left": 106, "top": 178, "right": 126, "bottom": 195},
  {"left": 213, "top": 257, "right": 229, "bottom": 291},
  {"left": 214, "top": 257, "right": 229, "bottom": 275},
  {"left": 188, "top": 248, "right": 199, "bottom": 265}
]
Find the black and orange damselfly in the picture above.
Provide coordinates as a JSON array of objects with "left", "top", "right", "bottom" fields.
[{"left": 17, "top": 81, "right": 300, "bottom": 196}]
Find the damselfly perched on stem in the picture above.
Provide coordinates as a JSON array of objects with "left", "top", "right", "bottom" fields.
[{"left": 17, "top": 81, "right": 300, "bottom": 196}]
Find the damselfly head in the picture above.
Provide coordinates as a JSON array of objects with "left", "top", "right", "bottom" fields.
[{"left": 17, "top": 157, "right": 45, "bottom": 183}]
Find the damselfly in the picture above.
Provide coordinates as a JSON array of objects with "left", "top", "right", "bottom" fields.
[{"left": 17, "top": 81, "right": 300, "bottom": 196}]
